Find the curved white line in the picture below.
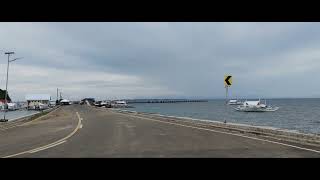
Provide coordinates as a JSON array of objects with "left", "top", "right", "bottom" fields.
[{"left": 2, "top": 112, "right": 82, "bottom": 158}]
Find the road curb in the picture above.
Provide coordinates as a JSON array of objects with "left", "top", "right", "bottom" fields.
[{"left": 0, "top": 106, "right": 61, "bottom": 131}]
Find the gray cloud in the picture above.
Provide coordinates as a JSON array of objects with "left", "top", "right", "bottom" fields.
[{"left": 1, "top": 22, "right": 320, "bottom": 101}]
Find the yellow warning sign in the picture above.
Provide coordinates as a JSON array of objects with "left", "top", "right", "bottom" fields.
[{"left": 224, "top": 75, "right": 232, "bottom": 86}]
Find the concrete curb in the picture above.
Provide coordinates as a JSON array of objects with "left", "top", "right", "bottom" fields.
[{"left": 0, "top": 106, "right": 61, "bottom": 131}]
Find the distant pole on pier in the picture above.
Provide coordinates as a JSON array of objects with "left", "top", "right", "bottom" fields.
[{"left": 56, "top": 88, "right": 59, "bottom": 105}]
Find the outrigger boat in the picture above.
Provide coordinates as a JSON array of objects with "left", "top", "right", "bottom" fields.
[
  {"left": 234, "top": 99, "right": 279, "bottom": 112},
  {"left": 228, "top": 99, "right": 243, "bottom": 105}
]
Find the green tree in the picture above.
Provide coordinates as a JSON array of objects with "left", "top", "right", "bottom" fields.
[{"left": 0, "top": 89, "right": 11, "bottom": 102}]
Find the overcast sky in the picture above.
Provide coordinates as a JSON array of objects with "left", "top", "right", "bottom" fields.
[{"left": 1, "top": 22, "right": 320, "bottom": 101}]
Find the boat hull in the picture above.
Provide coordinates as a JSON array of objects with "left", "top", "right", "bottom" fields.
[
  {"left": 235, "top": 106, "right": 279, "bottom": 112},
  {"left": 228, "top": 102, "right": 243, "bottom": 105}
]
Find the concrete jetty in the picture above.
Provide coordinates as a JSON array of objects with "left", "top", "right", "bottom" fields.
[
  {"left": 126, "top": 99, "right": 208, "bottom": 103},
  {"left": 1, "top": 104, "right": 320, "bottom": 157}
]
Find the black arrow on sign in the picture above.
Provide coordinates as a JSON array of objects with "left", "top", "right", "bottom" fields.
[{"left": 225, "top": 76, "right": 232, "bottom": 85}]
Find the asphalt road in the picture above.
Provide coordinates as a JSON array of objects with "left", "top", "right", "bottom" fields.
[{"left": 1, "top": 104, "right": 320, "bottom": 158}]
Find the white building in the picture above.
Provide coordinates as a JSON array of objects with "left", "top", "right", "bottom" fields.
[{"left": 25, "top": 94, "right": 51, "bottom": 110}]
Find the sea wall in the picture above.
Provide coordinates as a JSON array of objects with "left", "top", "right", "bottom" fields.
[{"left": 0, "top": 106, "right": 60, "bottom": 130}]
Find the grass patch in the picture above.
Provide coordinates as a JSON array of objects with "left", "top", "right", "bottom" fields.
[{"left": 29, "top": 111, "right": 50, "bottom": 121}]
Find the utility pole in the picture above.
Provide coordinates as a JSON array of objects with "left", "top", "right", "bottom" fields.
[
  {"left": 1, "top": 52, "right": 23, "bottom": 122},
  {"left": 56, "top": 88, "right": 59, "bottom": 105},
  {"left": 4, "top": 52, "right": 14, "bottom": 111}
]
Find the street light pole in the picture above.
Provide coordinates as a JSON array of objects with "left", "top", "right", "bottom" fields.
[
  {"left": 2, "top": 52, "right": 14, "bottom": 121},
  {"left": 1, "top": 52, "right": 22, "bottom": 122}
]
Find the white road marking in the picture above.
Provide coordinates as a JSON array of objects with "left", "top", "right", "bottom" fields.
[
  {"left": 112, "top": 111, "right": 320, "bottom": 154},
  {"left": 28, "top": 141, "right": 66, "bottom": 153},
  {"left": 2, "top": 112, "right": 82, "bottom": 158},
  {"left": 79, "top": 117, "right": 83, "bottom": 128}
]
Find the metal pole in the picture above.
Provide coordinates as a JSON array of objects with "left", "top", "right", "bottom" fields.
[
  {"left": 225, "top": 85, "right": 228, "bottom": 104},
  {"left": 224, "top": 85, "right": 228, "bottom": 123},
  {"left": 3, "top": 54, "right": 11, "bottom": 120}
]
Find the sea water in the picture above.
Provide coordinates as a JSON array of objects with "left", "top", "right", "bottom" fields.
[
  {"left": 0, "top": 110, "right": 39, "bottom": 121},
  {"left": 125, "top": 99, "right": 320, "bottom": 135}
]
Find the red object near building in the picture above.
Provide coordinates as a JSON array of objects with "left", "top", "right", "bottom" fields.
[{"left": 0, "top": 99, "right": 11, "bottom": 103}]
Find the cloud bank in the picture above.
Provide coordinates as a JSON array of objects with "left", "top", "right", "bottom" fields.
[{"left": 1, "top": 22, "right": 320, "bottom": 101}]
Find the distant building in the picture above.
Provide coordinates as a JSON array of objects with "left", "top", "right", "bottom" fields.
[
  {"left": 25, "top": 94, "right": 51, "bottom": 110},
  {"left": 81, "top": 98, "right": 95, "bottom": 105}
]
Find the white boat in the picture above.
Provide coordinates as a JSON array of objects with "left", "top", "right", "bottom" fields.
[
  {"left": 235, "top": 99, "right": 279, "bottom": 112},
  {"left": 38, "top": 103, "right": 49, "bottom": 110},
  {"left": 7, "top": 103, "right": 18, "bottom": 111},
  {"left": 228, "top": 99, "right": 243, "bottom": 105},
  {"left": 100, "top": 101, "right": 108, "bottom": 107},
  {"left": 60, "top": 99, "right": 71, "bottom": 105},
  {"left": 94, "top": 101, "right": 107, "bottom": 107},
  {"left": 111, "top": 100, "right": 132, "bottom": 108},
  {"left": 0, "top": 103, "right": 18, "bottom": 111}
]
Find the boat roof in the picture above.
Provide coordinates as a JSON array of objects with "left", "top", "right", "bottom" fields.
[
  {"left": 229, "top": 100, "right": 237, "bottom": 102},
  {"left": 114, "top": 100, "right": 126, "bottom": 103},
  {"left": 60, "top": 99, "right": 70, "bottom": 102},
  {"left": 244, "top": 101, "right": 260, "bottom": 105}
]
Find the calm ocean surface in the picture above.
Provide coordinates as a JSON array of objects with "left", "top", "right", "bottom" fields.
[
  {"left": 0, "top": 110, "right": 39, "bottom": 121},
  {"left": 125, "top": 99, "right": 320, "bottom": 135}
]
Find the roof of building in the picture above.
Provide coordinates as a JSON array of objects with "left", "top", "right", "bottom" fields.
[{"left": 25, "top": 94, "right": 51, "bottom": 101}]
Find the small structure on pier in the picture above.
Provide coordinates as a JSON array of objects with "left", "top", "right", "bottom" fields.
[
  {"left": 81, "top": 98, "right": 95, "bottom": 105},
  {"left": 25, "top": 94, "right": 51, "bottom": 110}
]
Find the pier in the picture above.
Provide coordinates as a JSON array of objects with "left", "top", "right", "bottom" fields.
[
  {"left": 126, "top": 99, "right": 208, "bottom": 104},
  {"left": 1, "top": 104, "right": 320, "bottom": 158}
]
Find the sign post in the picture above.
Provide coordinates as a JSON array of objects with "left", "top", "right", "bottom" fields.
[
  {"left": 224, "top": 75, "right": 232, "bottom": 124},
  {"left": 225, "top": 84, "right": 228, "bottom": 104},
  {"left": 224, "top": 75, "right": 232, "bottom": 104}
]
